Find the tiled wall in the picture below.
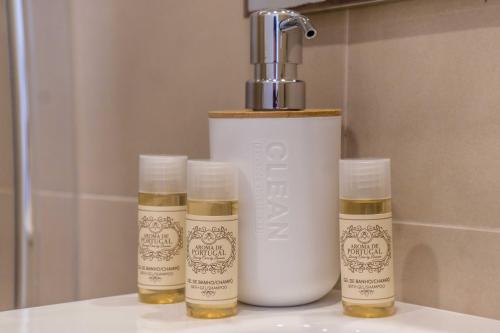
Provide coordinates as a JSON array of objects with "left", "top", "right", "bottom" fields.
[
  {"left": 0, "top": 0, "right": 78, "bottom": 310},
  {"left": 70, "top": 0, "right": 248, "bottom": 299},
  {"left": 10, "top": 0, "right": 498, "bottom": 320},
  {"left": 0, "top": 0, "right": 15, "bottom": 310},
  {"left": 345, "top": 0, "right": 500, "bottom": 320},
  {"left": 69, "top": 0, "right": 500, "bottom": 320},
  {"left": 70, "top": 0, "right": 347, "bottom": 300},
  {"left": 3, "top": 0, "right": 346, "bottom": 307}
]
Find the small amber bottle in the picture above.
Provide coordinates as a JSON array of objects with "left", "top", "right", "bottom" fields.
[
  {"left": 185, "top": 160, "right": 239, "bottom": 319},
  {"left": 137, "top": 155, "right": 187, "bottom": 304},
  {"left": 339, "top": 159, "right": 395, "bottom": 318}
]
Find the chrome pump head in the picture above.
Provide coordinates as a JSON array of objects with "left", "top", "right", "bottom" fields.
[{"left": 246, "top": 9, "right": 317, "bottom": 111}]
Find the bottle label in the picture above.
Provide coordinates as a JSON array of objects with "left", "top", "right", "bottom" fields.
[
  {"left": 185, "top": 214, "right": 238, "bottom": 305},
  {"left": 339, "top": 213, "right": 394, "bottom": 304},
  {"left": 137, "top": 205, "right": 185, "bottom": 290}
]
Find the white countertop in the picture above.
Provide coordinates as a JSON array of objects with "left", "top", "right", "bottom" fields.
[{"left": 0, "top": 291, "right": 499, "bottom": 333}]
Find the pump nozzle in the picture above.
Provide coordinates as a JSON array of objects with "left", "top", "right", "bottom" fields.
[{"left": 280, "top": 15, "right": 317, "bottom": 39}]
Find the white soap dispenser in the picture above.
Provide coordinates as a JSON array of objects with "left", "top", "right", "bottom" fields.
[{"left": 209, "top": 9, "right": 341, "bottom": 306}]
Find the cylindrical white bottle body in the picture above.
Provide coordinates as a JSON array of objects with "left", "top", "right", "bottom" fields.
[{"left": 209, "top": 112, "right": 341, "bottom": 306}]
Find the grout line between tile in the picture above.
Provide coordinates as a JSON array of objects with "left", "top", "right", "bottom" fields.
[
  {"left": 0, "top": 187, "right": 14, "bottom": 195},
  {"left": 14, "top": 191, "right": 500, "bottom": 234},
  {"left": 10, "top": 188, "right": 137, "bottom": 203},
  {"left": 79, "top": 193, "right": 136, "bottom": 203},
  {"left": 394, "top": 220, "right": 500, "bottom": 235},
  {"left": 343, "top": 9, "right": 350, "bottom": 116},
  {"left": 35, "top": 189, "right": 76, "bottom": 199},
  {"left": 68, "top": 0, "right": 84, "bottom": 301},
  {"left": 341, "top": 9, "right": 350, "bottom": 158}
]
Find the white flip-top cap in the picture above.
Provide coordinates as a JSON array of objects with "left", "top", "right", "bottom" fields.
[
  {"left": 139, "top": 155, "right": 187, "bottom": 194},
  {"left": 187, "top": 160, "right": 238, "bottom": 201},
  {"left": 340, "top": 159, "right": 391, "bottom": 200}
]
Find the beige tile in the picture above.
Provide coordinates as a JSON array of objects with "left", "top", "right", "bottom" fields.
[
  {"left": 77, "top": 197, "right": 137, "bottom": 299},
  {"left": 0, "top": 193, "right": 15, "bottom": 310},
  {"left": 394, "top": 222, "right": 500, "bottom": 320},
  {"left": 346, "top": 0, "right": 500, "bottom": 228},
  {"left": 33, "top": 194, "right": 78, "bottom": 305},
  {"left": 303, "top": 10, "right": 347, "bottom": 109},
  {"left": 348, "top": 0, "right": 500, "bottom": 44},
  {"left": 72, "top": 0, "right": 251, "bottom": 197},
  {"left": 29, "top": 0, "right": 77, "bottom": 192},
  {"left": 346, "top": 1, "right": 500, "bottom": 318}
]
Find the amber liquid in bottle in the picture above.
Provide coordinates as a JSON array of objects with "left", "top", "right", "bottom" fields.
[
  {"left": 186, "top": 200, "right": 238, "bottom": 319},
  {"left": 138, "top": 192, "right": 186, "bottom": 304},
  {"left": 340, "top": 198, "right": 395, "bottom": 318}
]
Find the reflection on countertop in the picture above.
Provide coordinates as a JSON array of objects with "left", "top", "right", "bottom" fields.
[{"left": 0, "top": 291, "right": 499, "bottom": 333}]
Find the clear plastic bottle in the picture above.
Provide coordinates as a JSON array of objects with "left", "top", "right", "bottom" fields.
[
  {"left": 339, "top": 159, "right": 395, "bottom": 318},
  {"left": 137, "top": 155, "right": 187, "bottom": 304},
  {"left": 185, "top": 160, "right": 239, "bottom": 319}
]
